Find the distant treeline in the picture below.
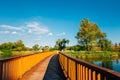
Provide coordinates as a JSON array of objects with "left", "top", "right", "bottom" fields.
[{"left": 0, "top": 40, "right": 55, "bottom": 52}]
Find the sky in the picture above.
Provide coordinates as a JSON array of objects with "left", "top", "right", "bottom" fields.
[{"left": 0, "top": 0, "right": 120, "bottom": 47}]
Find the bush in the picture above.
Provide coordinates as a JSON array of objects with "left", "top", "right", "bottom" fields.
[{"left": 1, "top": 49, "right": 13, "bottom": 58}]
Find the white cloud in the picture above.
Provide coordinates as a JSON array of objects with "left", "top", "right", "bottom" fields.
[
  {"left": 26, "top": 22, "right": 49, "bottom": 34},
  {"left": 34, "top": 36, "right": 42, "bottom": 42},
  {"left": 0, "top": 25, "right": 23, "bottom": 31},
  {"left": 56, "top": 32, "right": 66, "bottom": 36},
  {"left": 28, "top": 29, "right": 32, "bottom": 33},
  {"left": 11, "top": 31, "right": 17, "bottom": 34},
  {"left": 34, "top": 38, "right": 41, "bottom": 42},
  {"left": 0, "top": 21, "right": 49, "bottom": 36},
  {"left": 47, "top": 32, "right": 53, "bottom": 36},
  {"left": 0, "top": 31, "right": 9, "bottom": 34}
]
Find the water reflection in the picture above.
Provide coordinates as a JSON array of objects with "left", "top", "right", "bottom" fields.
[
  {"left": 77, "top": 57, "right": 120, "bottom": 73},
  {"left": 93, "top": 60, "right": 113, "bottom": 70}
]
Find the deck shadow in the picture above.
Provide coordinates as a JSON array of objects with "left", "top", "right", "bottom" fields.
[{"left": 43, "top": 54, "right": 66, "bottom": 80}]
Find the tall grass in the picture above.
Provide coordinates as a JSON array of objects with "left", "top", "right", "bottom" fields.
[
  {"left": 0, "top": 49, "right": 40, "bottom": 58},
  {"left": 65, "top": 51, "right": 120, "bottom": 60}
]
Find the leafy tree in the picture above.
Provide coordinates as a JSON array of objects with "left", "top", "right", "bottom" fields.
[
  {"left": 32, "top": 44, "right": 40, "bottom": 51},
  {"left": 115, "top": 42, "right": 118, "bottom": 47},
  {"left": 0, "top": 40, "right": 25, "bottom": 51},
  {"left": 54, "top": 45, "right": 59, "bottom": 50},
  {"left": 0, "top": 42, "right": 13, "bottom": 50},
  {"left": 43, "top": 46, "right": 49, "bottom": 52},
  {"left": 76, "top": 18, "right": 105, "bottom": 51},
  {"left": 13, "top": 40, "right": 25, "bottom": 51},
  {"left": 67, "top": 45, "right": 81, "bottom": 51},
  {"left": 14, "top": 40, "right": 24, "bottom": 47},
  {"left": 98, "top": 38, "right": 112, "bottom": 51},
  {"left": 119, "top": 43, "right": 120, "bottom": 46},
  {"left": 56, "top": 38, "right": 69, "bottom": 51}
]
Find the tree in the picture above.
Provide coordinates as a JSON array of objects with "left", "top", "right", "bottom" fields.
[
  {"left": 76, "top": 18, "right": 106, "bottom": 51},
  {"left": 115, "top": 42, "right": 118, "bottom": 47},
  {"left": 70, "top": 45, "right": 81, "bottom": 51},
  {"left": 98, "top": 38, "right": 112, "bottom": 51},
  {"left": 43, "top": 46, "right": 50, "bottom": 52},
  {"left": 32, "top": 44, "right": 40, "bottom": 51},
  {"left": 13, "top": 40, "right": 25, "bottom": 51},
  {"left": 119, "top": 43, "right": 120, "bottom": 46},
  {"left": 0, "top": 40, "right": 25, "bottom": 51},
  {"left": 0, "top": 42, "right": 13, "bottom": 50},
  {"left": 56, "top": 38, "right": 69, "bottom": 51}
]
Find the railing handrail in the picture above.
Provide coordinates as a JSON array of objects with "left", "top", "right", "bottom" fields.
[
  {"left": 0, "top": 52, "right": 43, "bottom": 61},
  {"left": 60, "top": 52, "right": 120, "bottom": 79},
  {"left": 0, "top": 51, "right": 56, "bottom": 80}
]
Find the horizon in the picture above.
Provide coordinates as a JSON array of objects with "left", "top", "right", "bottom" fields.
[{"left": 0, "top": 0, "right": 120, "bottom": 47}]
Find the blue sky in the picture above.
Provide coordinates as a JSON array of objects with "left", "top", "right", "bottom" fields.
[{"left": 0, "top": 0, "right": 120, "bottom": 47}]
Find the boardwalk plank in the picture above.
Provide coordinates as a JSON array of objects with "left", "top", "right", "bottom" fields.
[{"left": 43, "top": 54, "right": 66, "bottom": 80}]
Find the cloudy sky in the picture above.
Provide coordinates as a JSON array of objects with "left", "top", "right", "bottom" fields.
[{"left": 0, "top": 0, "right": 120, "bottom": 47}]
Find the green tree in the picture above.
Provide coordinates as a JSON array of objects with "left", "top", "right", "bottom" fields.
[
  {"left": 115, "top": 42, "right": 118, "bottom": 47},
  {"left": 56, "top": 38, "right": 69, "bottom": 51},
  {"left": 76, "top": 18, "right": 105, "bottom": 51},
  {"left": 13, "top": 40, "right": 25, "bottom": 51},
  {"left": 32, "top": 44, "right": 40, "bottom": 51},
  {"left": 98, "top": 38, "right": 112, "bottom": 51},
  {"left": 119, "top": 43, "right": 120, "bottom": 46},
  {"left": 43, "top": 46, "right": 50, "bottom": 52},
  {"left": 54, "top": 45, "right": 59, "bottom": 50},
  {"left": 0, "top": 40, "right": 30, "bottom": 51}
]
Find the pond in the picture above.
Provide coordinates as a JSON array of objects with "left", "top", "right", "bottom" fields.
[
  {"left": 84, "top": 58, "right": 120, "bottom": 73},
  {"left": 0, "top": 57, "right": 3, "bottom": 60}
]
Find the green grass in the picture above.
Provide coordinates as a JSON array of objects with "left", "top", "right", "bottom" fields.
[
  {"left": 0, "top": 50, "right": 40, "bottom": 59},
  {"left": 65, "top": 51, "right": 120, "bottom": 60}
]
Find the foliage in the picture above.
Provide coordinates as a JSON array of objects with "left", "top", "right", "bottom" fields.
[
  {"left": 76, "top": 18, "right": 112, "bottom": 51},
  {"left": 49, "top": 47, "right": 57, "bottom": 51},
  {"left": 65, "top": 51, "right": 120, "bottom": 60},
  {"left": 98, "top": 38, "right": 112, "bottom": 51},
  {"left": 66, "top": 45, "right": 82, "bottom": 51},
  {"left": 43, "top": 46, "right": 50, "bottom": 52},
  {"left": 0, "top": 40, "right": 26, "bottom": 51},
  {"left": 32, "top": 44, "right": 40, "bottom": 51},
  {"left": 56, "top": 38, "right": 69, "bottom": 51},
  {"left": 0, "top": 40, "right": 33, "bottom": 58},
  {"left": 0, "top": 49, "right": 13, "bottom": 58}
]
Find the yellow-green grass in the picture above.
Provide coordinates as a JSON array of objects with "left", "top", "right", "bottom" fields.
[
  {"left": 65, "top": 51, "right": 120, "bottom": 60},
  {"left": 0, "top": 50, "right": 41, "bottom": 58}
]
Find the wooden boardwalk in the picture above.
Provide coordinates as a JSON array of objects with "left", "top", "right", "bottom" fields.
[
  {"left": 21, "top": 54, "right": 66, "bottom": 80},
  {"left": 43, "top": 54, "right": 66, "bottom": 80}
]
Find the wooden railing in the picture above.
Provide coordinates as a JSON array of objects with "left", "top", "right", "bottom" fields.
[
  {"left": 0, "top": 51, "right": 55, "bottom": 80},
  {"left": 59, "top": 53, "right": 120, "bottom": 80}
]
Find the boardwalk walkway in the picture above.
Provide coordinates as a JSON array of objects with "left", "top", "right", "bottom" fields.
[
  {"left": 21, "top": 55, "right": 53, "bottom": 80},
  {"left": 21, "top": 54, "right": 66, "bottom": 80},
  {"left": 43, "top": 54, "right": 66, "bottom": 80}
]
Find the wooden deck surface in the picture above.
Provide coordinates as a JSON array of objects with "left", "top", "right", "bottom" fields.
[
  {"left": 21, "top": 55, "right": 53, "bottom": 80},
  {"left": 21, "top": 54, "right": 66, "bottom": 80}
]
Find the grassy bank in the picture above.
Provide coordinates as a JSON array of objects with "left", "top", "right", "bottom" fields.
[
  {"left": 0, "top": 49, "right": 41, "bottom": 58},
  {"left": 65, "top": 51, "right": 120, "bottom": 60}
]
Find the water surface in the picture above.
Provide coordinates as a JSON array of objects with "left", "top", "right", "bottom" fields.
[{"left": 84, "top": 58, "right": 120, "bottom": 73}]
